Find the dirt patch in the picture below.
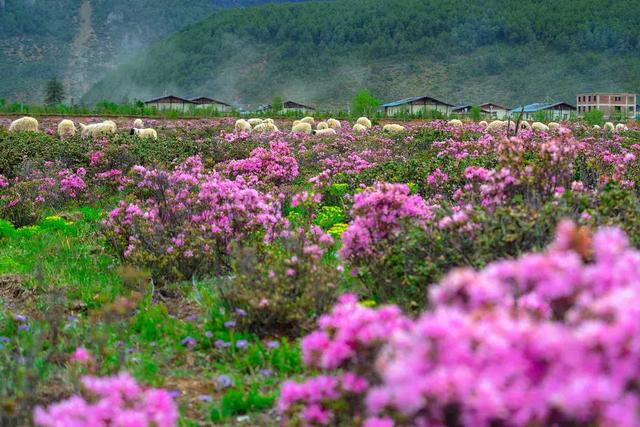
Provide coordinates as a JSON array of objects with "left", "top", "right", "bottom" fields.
[
  {"left": 164, "top": 374, "right": 217, "bottom": 420},
  {"left": 0, "top": 274, "right": 36, "bottom": 315}
]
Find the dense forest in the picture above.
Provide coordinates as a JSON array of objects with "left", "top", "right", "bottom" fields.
[
  {"left": 0, "top": 0, "right": 312, "bottom": 102},
  {"left": 83, "top": 0, "right": 640, "bottom": 108}
]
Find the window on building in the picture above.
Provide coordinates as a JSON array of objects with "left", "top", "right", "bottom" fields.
[{"left": 615, "top": 96, "right": 621, "bottom": 102}]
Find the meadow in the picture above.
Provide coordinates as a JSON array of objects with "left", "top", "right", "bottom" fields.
[{"left": 1, "top": 115, "right": 640, "bottom": 426}]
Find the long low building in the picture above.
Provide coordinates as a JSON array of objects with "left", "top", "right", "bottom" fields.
[
  {"left": 382, "top": 95, "right": 453, "bottom": 116},
  {"left": 282, "top": 100, "right": 315, "bottom": 113},
  {"left": 510, "top": 102, "right": 576, "bottom": 120},
  {"left": 144, "top": 95, "right": 196, "bottom": 112},
  {"left": 190, "top": 97, "right": 233, "bottom": 112},
  {"left": 480, "top": 102, "right": 510, "bottom": 119}
]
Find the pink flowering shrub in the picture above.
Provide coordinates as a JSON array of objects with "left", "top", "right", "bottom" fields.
[
  {"left": 103, "top": 156, "right": 285, "bottom": 282},
  {"left": 281, "top": 221, "right": 640, "bottom": 426},
  {"left": 227, "top": 139, "right": 299, "bottom": 185},
  {"left": 34, "top": 372, "right": 177, "bottom": 427},
  {"left": 340, "top": 183, "right": 433, "bottom": 261},
  {"left": 0, "top": 162, "right": 88, "bottom": 226}
]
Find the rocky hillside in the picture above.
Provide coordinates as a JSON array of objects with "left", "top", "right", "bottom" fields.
[{"left": 0, "top": 0, "right": 310, "bottom": 103}]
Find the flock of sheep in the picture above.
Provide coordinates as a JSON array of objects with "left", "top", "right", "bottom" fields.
[
  {"left": 457, "top": 118, "right": 629, "bottom": 133},
  {"left": 6, "top": 116, "right": 158, "bottom": 139},
  {"left": 5, "top": 115, "right": 630, "bottom": 141},
  {"left": 235, "top": 116, "right": 407, "bottom": 136}
]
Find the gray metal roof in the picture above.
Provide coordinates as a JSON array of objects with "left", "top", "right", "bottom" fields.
[
  {"left": 510, "top": 102, "right": 576, "bottom": 113},
  {"left": 382, "top": 95, "right": 454, "bottom": 108}
]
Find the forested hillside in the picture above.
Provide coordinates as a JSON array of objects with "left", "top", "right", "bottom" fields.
[
  {"left": 0, "top": 0, "right": 311, "bottom": 103},
  {"left": 84, "top": 0, "right": 640, "bottom": 108}
]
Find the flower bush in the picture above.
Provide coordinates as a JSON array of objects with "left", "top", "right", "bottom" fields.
[
  {"left": 34, "top": 372, "right": 178, "bottom": 427},
  {"left": 280, "top": 221, "right": 640, "bottom": 426},
  {"left": 103, "top": 156, "right": 285, "bottom": 282}
]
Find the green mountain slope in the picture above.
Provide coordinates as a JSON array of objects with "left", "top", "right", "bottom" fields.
[
  {"left": 84, "top": 0, "right": 640, "bottom": 109},
  {"left": 0, "top": 0, "right": 311, "bottom": 103}
]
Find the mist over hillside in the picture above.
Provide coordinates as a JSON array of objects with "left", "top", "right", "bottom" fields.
[
  {"left": 0, "top": 0, "right": 311, "bottom": 103},
  {"left": 83, "top": 0, "right": 640, "bottom": 109}
]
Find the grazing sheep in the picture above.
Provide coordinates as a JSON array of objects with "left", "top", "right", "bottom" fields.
[
  {"left": 313, "top": 128, "right": 337, "bottom": 137},
  {"left": 593, "top": 125, "right": 601, "bottom": 130},
  {"left": 518, "top": 121, "right": 531, "bottom": 130},
  {"left": 327, "top": 118, "right": 342, "bottom": 129},
  {"left": 479, "top": 121, "right": 488, "bottom": 128},
  {"left": 531, "top": 122, "right": 549, "bottom": 132},
  {"left": 252, "top": 122, "right": 279, "bottom": 133},
  {"left": 131, "top": 128, "right": 158, "bottom": 140},
  {"left": 301, "top": 116, "right": 315, "bottom": 125},
  {"left": 604, "top": 122, "right": 615, "bottom": 132},
  {"left": 352, "top": 123, "right": 368, "bottom": 133},
  {"left": 616, "top": 123, "right": 628, "bottom": 133},
  {"left": 292, "top": 120, "right": 301, "bottom": 127},
  {"left": 79, "top": 122, "right": 115, "bottom": 138},
  {"left": 448, "top": 119, "right": 463, "bottom": 127},
  {"left": 103, "top": 120, "right": 117, "bottom": 133},
  {"left": 487, "top": 120, "right": 505, "bottom": 132},
  {"left": 316, "top": 121, "right": 328, "bottom": 130},
  {"left": 383, "top": 124, "right": 406, "bottom": 133},
  {"left": 356, "top": 117, "right": 372, "bottom": 129},
  {"left": 57, "top": 119, "right": 76, "bottom": 138},
  {"left": 291, "top": 122, "right": 313, "bottom": 134},
  {"left": 9, "top": 116, "right": 38, "bottom": 132},
  {"left": 263, "top": 118, "right": 274, "bottom": 124},
  {"left": 247, "top": 118, "right": 263, "bottom": 126},
  {"left": 235, "top": 119, "right": 252, "bottom": 132},
  {"left": 548, "top": 122, "right": 560, "bottom": 131}
]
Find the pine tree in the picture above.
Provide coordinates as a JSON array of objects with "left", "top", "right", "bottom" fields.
[{"left": 45, "top": 77, "right": 65, "bottom": 105}]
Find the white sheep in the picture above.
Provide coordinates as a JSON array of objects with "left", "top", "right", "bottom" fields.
[
  {"left": 487, "top": 120, "right": 505, "bottom": 132},
  {"left": 531, "top": 122, "right": 549, "bottom": 132},
  {"left": 263, "top": 118, "right": 274, "bottom": 124},
  {"left": 57, "top": 119, "right": 76, "bottom": 138},
  {"left": 79, "top": 122, "right": 115, "bottom": 138},
  {"left": 235, "top": 119, "right": 252, "bottom": 132},
  {"left": 356, "top": 117, "right": 372, "bottom": 129},
  {"left": 383, "top": 124, "right": 406, "bottom": 133},
  {"left": 604, "top": 122, "right": 615, "bottom": 132},
  {"left": 291, "top": 122, "right": 313, "bottom": 134},
  {"left": 247, "top": 118, "right": 263, "bottom": 126},
  {"left": 548, "top": 122, "right": 560, "bottom": 131},
  {"left": 133, "top": 118, "right": 144, "bottom": 129},
  {"left": 300, "top": 116, "right": 315, "bottom": 125},
  {"left": 616, "top": 123, "right": 628, "bottom": 133},
  {"left": 316, "top": 121, "right": 328, "bottom": 130},
  {"left": 103, "top": 120, "right": 117, "bottom": 133},
  {"left": 9, "top": 116, "right": 38, "bottom": 132},
  {"left": 352, "top": 123, "right": 368, "bottom": 133},
  {"left": 327, "top": 118, "right": 342, "bottom": 129},
  {"left": 479, "top": 120, "right": 488, "bottom": 128},
  {"left": 131, "top": 128, "right": 158, "bottom": 140},
  {"left": 252, "top": 122, "right": 279, "bottom": 133},
  {"left": 313, "top": 128, "right": 337, "bottom": 137},
  {"left": 292, "top": 120, "right": 301, "bottom": 127},
  {"left": 593, "top": 125, "right": 601, "bottom": 130},
  {"left": 448, "top": 119, "right": 463, "bottom": 127}
]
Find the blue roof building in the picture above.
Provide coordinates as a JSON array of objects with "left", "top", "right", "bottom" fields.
[{"left": 510, "top": 102, "right": 576, "bottom": 120}]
